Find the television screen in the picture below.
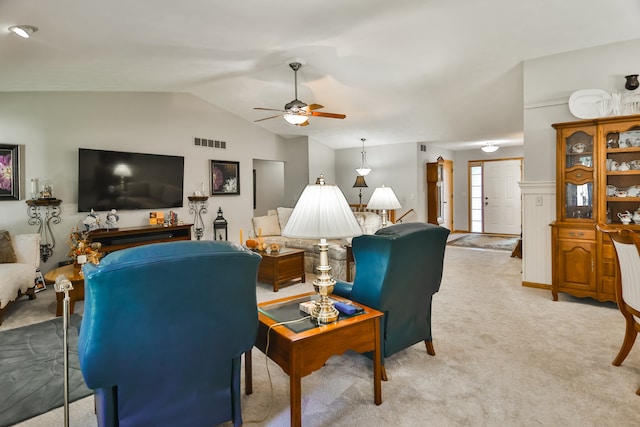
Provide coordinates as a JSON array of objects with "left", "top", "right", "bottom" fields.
[{"left": 78, "top": 148, "right": 184, "bottom": 212}]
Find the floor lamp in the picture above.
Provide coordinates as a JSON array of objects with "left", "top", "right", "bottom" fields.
[
  {"left": 367, "top": 186, "right": 401, "bottom": 227},
  {"left": 352, "top": 175, "right": 368, "bottom": 205},
  {"left": 54, "top": 274, "right": 74, "bottom": 427},
  {"left": 283, "top": 175, "right": 362, "bottom": 323}
]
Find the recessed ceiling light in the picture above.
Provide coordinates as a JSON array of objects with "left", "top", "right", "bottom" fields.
[{"left": 8, "top": 25, "right": 38, "bottom": 39}]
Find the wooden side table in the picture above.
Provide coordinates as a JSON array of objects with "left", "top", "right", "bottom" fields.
[
  {"left": 246, "top": 292, "right": 383, "bottom": 427},
  {"left": 44, "top": 264, "right": 85, "bottom": 317},
  {"left": 257, "top": 247, "right": 305, "bottom": 292}
]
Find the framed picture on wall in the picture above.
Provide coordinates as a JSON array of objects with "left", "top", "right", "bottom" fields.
[
  {"left": 210, "top": 160, "right": 240, "bottom": 195},
  {"left": 0, "top": 144, "right": 22, "bottom": 201}
]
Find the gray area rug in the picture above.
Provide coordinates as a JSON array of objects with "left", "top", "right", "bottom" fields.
[
  {"left": 447, "top": 234, "right": 518, "bottom": 251},
  {"left": 0, "top": 314, "right": 92, "bottom": 427}
]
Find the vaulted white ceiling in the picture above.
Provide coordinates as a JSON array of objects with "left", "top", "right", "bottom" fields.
[{"left": 1, "top": 0, "right": 639, "bottom": 150}]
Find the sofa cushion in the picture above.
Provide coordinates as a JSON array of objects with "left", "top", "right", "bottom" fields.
[
  {"left": 252, "top": 214, "right": 281, "bottom": 237},
  {"left": 354, "top": 212, "right": 383, "bottom": 235},
  {"left": 0, "top": 230, "right": 17, "bottom": 264},
  {"left": 276, "top": 207, "right": 294, "bottom": 232}
]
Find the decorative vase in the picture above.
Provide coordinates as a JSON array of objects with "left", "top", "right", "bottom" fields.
[{"left": 625, "top": 74, "right": 639, "bottom": 91}]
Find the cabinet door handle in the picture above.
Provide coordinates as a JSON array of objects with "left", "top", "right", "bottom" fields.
[
  {"left": 576, "top": 172, "right": 583, "bottom": 178},
  {"left": 569, "top": 231, "right": 584, "bottom": 238},
  {"left": 591, "top": 259, "right": 595, "bottom": 272}
]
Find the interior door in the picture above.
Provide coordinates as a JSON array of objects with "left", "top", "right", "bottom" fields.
[
  {"left": 483, "top": 159, "right": 522, "bottom": 234},
  {"left": 441, "top": 160, "right": 453, "bottom": 230}
]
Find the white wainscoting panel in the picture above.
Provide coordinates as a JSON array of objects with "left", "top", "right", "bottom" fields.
[{"left": 519, "top": 181, "right": 556, "bottom": 285}]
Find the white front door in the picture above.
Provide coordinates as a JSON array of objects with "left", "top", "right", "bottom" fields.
[{"left": 483, "top": 159, "right": 522, "bottom": 234}]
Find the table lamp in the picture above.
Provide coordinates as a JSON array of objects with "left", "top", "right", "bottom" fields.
[
  {"left": 283, "top": 175, "right": 362, "bottom": 323},
  {"left": 367, "top": 185, "right": 401, "bottom": 227}
]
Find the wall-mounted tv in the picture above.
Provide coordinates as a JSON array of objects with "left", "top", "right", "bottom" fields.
[{"left": 78, "top": 148, "right": 184, "bottom": 212}]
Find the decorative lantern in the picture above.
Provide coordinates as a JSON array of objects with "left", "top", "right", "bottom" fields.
[{"left": 213, "top": 207, "right": 228, "bottom": 241}]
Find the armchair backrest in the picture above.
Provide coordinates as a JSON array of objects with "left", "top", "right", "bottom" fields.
[
  {"left": 349, "top": 222, "right": 449, "bottom": 357},
  {"left": 607, "top": 228, "right": 640, "bottom": 313},
  {"left": 78, "top": 240, "right": 261, "bottom": 427}
]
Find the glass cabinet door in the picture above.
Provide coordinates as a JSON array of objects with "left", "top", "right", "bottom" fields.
[{"left": 562, "top": 128, "right": 595, "bottom": 221}]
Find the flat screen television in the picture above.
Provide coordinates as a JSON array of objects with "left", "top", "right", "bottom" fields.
[{"left": 78, "top": 148, "right": 185, "bottom": 212}]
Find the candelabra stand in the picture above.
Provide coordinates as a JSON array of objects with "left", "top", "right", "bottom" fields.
[
  {"left": 26, "top": 198, "right": 62, "bottom": 262},
  {"left": 188, "top": 196, "right": 209, "bottom": 240},
  {"left": 54, "top": 274, "right": 74, "bottom": 427}
]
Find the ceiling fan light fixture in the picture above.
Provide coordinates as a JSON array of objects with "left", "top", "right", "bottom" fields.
[
  {"left": 355, "top": 138, "right": 372, "bottom": 176},
  {"left": 283, "top": 113, "right": 308, "bottom": 125},
  {"left": 8, "top": 25, "right": 38, "bottom": 39},
  {"left": 481, "top": 142, "right": 499, "bottom": 153}
]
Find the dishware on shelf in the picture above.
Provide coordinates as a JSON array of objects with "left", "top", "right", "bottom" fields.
[
  {"left": 611, "top": 91, "right": 623, "bottom": 116},
  {"left": 615, "top": 190, "right": 628, "bottom": 198},
  {"left": 568, "top": 89, "right": 611, "bottom": 119},
  {"left": 618, "top": 161, "right": 631, "bottom": 171},
  {"left": 633, "top": 209, "right": 640, "bottom": 225},
  {"left": 627, "top": 185, "right": 640, "bottom": 197},
  {"left": 571, "top": 142, "right": 586, "bottom": 153},
  {"left": 606, "top": 185, "right": 617, "bottom": 196},
  {"left": 618, "top": 211, "right": 632, "bottom": 224},
  {"left": 630, "top": 160, "right": 640, "bottom": 170}
]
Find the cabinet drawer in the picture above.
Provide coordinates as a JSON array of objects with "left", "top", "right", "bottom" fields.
[{"left": 557, "top": 228, "right": 595, "bottom": 240}]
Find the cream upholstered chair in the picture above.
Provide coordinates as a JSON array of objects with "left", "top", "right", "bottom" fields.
[{"left": 597, "top": 224, "right": 640, "bottom": 395}]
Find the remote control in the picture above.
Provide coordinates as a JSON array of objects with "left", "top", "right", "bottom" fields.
[{"left": 333, "top": 301, "right": 363, "bottom": 315}]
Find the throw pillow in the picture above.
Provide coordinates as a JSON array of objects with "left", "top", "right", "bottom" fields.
[
  {"left": 252, "top": 214, "right": 281, "bottom": 237},
  {"left": 0, "top": 230, "right": 17, "bottom": 263},
  {"left": 276, "top": 207, "right": 294, "bottom": 232}
]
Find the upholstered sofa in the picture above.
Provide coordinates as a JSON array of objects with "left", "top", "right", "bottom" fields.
[
  {"left": 251, "top": 207, "right": 383, "bottom": 281},
  {"left": 0, "top": 232, "right": 41, "bottom": 325}
]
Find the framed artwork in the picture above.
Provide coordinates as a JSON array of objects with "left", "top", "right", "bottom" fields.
[
  {"left": 0, "top": 144, "right": 21, "bottom": 201},
  {"left": 210, "top": 160, "right": 240, "bottom": 195}
]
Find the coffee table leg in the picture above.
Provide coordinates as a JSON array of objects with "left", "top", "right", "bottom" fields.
[
  {"left": 290, "top": 373, "right": 302, "bottom": 427},
  {"left": 245, "top": 350, "right": 252, "bottom": 395}
]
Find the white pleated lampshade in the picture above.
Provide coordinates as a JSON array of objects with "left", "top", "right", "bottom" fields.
[
  {"left": 283, "top": 178, "right": 362, "bottom": 239},
  {"left": 367, "top": 186, "right": 401, "bottom": 210}
]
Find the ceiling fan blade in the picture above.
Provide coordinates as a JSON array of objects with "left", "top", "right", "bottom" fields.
[
  {"left": 298, "top": 120, "right": 310, "bottom": 127},
  {"left": 310, "top": 111, "right": 347, "bottom": 119},
  {"left": 304, "top": 104, "right": 324, "bottom": 111},
  {"left": 254, "top": 114, "right": 284, "bottom": 122},
  {"left": 254, "top": 107, "right": 285, "bottom": 112}
]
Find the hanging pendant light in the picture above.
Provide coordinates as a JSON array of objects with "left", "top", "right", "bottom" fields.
[{"left": 355, "top": 138, "right": 372, "bottom": 176}]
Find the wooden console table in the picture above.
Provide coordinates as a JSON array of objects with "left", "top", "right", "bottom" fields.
[
  {"left": 257, "top": 247, "right": 305, "bottom": 292},
  {"left": 88, "top": 223, "right": 192, "bottom": 253}
]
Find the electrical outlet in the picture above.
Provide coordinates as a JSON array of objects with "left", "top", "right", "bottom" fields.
[{"left": 535, "top": 196, "right": 543, "bottom": 206}]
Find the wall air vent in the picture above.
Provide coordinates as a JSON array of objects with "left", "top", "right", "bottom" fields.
[
  {"left": 194, "top": 137, "right": 227, "bottom": 149},
  {"left": 420, "top": 144, "right": 427, "bottom": 152}
]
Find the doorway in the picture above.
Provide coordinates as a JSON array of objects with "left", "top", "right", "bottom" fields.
[{"left": 468, "top": 158, "right": 522, "bottom": 234}]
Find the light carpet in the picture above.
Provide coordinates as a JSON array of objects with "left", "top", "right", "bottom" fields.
[{"left": 2, "top": 246, "right": 639, "bottom": 426}]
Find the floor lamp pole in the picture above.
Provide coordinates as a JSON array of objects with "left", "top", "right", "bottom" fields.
[{"left": 55, "top": 274, "right": 74, "bottom": 427}]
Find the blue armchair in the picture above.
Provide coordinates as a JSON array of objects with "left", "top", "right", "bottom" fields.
[
  {"left": 333, "top": 222, "right": 449, "bottom": 379},
  {"left": 78, "top": 241, "right": 261, "bottom": 427}
]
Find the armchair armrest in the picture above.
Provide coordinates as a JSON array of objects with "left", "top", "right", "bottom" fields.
[{"left": 333, "top": 279, "right": 353, "bottom": 298}]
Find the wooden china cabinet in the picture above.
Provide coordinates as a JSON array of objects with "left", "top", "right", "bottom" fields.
[{"left": 551, "top": 114, "right": 640, "bottom": 303}]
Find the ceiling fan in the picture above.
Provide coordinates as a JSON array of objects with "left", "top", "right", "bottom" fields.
[{"left": 254, "top": 62, "right": 346, "bottom": 126}]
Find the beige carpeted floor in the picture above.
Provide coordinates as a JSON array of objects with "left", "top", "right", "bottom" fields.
[{"left": 3, "top": 244, "right": 639, "bottom": 427}]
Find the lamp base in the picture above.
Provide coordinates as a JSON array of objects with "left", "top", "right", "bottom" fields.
[{"left": 310, "top": 296, "right": 339, "bottom": 324}]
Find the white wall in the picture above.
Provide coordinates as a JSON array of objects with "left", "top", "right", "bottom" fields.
[
  {"left": 335, "top": 142, "right": 421, "bottom": 221},
  {"left": 0, "top": 92, "right": 299, "bottom": 270},
  {"left": 308, "top": 137, "right": 335, "bottom": 184},
  {"left": 522, "top": 38, "right": 640, "bottom": 285}
]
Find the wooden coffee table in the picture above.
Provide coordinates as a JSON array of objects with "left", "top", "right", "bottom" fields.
[
  {"left": 257, "top": 247, "right": 305, "bottom": 292},
  {"left": 44, "top": 264, "right": 85, "bottom": 317},
  {"left": 245, "top": 292, "right": 383, "bottom": 427}
]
